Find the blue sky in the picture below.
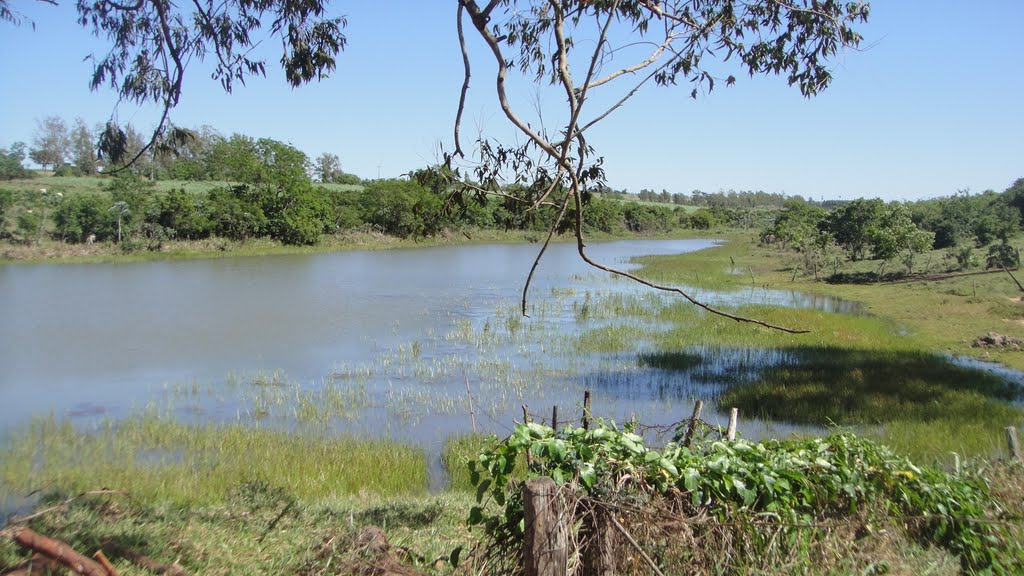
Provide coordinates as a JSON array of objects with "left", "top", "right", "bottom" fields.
[{"left": 1, "top": 2, "right": 1021, "bottom": 201}]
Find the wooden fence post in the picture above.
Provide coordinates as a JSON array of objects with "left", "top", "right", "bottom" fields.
[
  {"left": 582, "top": 504, "right": 615, "bottom": 576},
  {"left": 682, "top": 400, "right": 703, "bottom": 448},
  {"left": 726, "top": 408, "right": 738, "bottom": 441},
  {"left": 552, "top": 405, "right": 558, "bottom": 431},
  {"left": 524, "top": 477, "right": 567, "bottom": 576},
  {"left": 582, "top": 390, "right": 592, "bottom": 431},
  {"left": 1006, "top": 426, "right": 1022, "bottom": 462}
]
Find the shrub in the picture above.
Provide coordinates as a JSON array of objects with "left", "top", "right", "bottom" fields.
[
  {"left": 468, "top": 422, "right": 1024, "bottom": 574},
  {"left": 986, "top": 243, "right": 1021, "bottom": 269}
]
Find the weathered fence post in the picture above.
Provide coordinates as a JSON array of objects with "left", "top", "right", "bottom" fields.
[
  {"left": 1006, "top": 426, "right": 1022, "bottom": 462},
  {"left": 726, "top": 408, "right": 738, "bottom": 441},
  {"left": 524, "top": 477, "right": 567, "bottom": 576},
  {"left": 582, "top": 390, "right": 592, "bottom": 431},
  {"left": 582, "top": 504, "right": 616, "bottom": 576},
  {"left": 552, "top": 405, "right": 558, "bottom": 431},
  {"left": 682, "top": 400, "right": 704, "bottom": 448}
]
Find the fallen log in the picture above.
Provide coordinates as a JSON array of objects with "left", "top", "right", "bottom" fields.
[
  {"left": 0, "top": 526, "right": 108, "bottom": 576},
  {"left": 1, "top": 553, "right": 63, "bottom": 575}
]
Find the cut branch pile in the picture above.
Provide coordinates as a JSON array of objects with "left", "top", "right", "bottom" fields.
[{"left": 1, "top": 525, "right": 189, "bottom": 576}]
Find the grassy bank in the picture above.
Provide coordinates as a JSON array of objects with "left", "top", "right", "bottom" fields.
[
  {"left": 617, "top": 234, "right": 1024, "bottom": 461},
  {"left": 4, "top": 427, "right": 1021, "bottom": 575},
  {"left": 634, "top": 233, "right": 1024, "bottom": 368},
  {"left": 0, "top": 224, "right": 695, "bottom": 265}
]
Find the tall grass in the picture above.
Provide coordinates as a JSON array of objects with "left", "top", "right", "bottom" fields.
[{"left": 1, "top": 412, "right": 428, "bottom": 509}]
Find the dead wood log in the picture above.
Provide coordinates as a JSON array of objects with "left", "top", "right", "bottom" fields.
[
  {"left": 93, "top": 550, "right": 120, "bottom": 576},
  {"left": 1, "top": 526, "right": 108, "bottom": 576},
  {"left": 1, "top": 553, "right": 63, "bottom": 575}
]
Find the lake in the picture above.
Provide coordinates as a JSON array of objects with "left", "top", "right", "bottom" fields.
[{"left": 0, "top": 239, "right": 906, "bottom": 485}]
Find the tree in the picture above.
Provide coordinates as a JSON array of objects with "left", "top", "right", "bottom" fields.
[
  {"left": 822, "top": 198, "right": 885, "bottom": 260},
  {"left": 29, "top": 116, "right": 70, "bottom": 170},
  {"left": 70, "top": 118, "right": 98, "bottom": 176},
  {"left": 0, "top": 188, "right": 11, "bottom": 230},
  {"left": 109, "top": 201, "right": 130, "bottom": 243},
  {"left": 10, "top": 0, "right": 868, "bottom": 331},
  {"left": 53, "top": 194, "right": 112, "bottom": 242},
  {"left": 72, "top": 0, "right": 347, "bottom": 165},
  {"left": 867, "top": 203, "right": 934, "bottom": 275},
  {"left": 314, "top": 152, "right": 343, "bottom": 183},
  {"left": 152, "top": 189, "right": 212, "bottom": 239},
  {"left": 761, "top": 200, "right": 827, "bottom": 250},
  {"left": 359, "top": 179, "right": 444, "bottom": 238},
  {"left": 0, "top": 142, "right": 30, "bottom": 180}
]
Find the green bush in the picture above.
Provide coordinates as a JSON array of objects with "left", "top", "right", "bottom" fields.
[
  {"left": 986, "top": 243, "right": 1020, "bottom": 269},
  {"left": 52, "top": 193, "right": 114, "bottom": 242},
  {"left": 468, "top": 422, "right": 1024, "bottom": 574},
  {"left": 689, "top": 209, "right": 716, "bottom": 230}
]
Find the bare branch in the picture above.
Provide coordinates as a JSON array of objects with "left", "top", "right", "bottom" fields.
[
  {"left": 521, "top": 189, "right": 575, "bottom": 317},
  {"left": 581, "top": 34, "right": 674, "bottom": 91},
  {"left": 454, "top": 2, "right": 472, "bottom": 158},
  {"left": 461, "top": 1, "right": 561, "bottom": 160}
]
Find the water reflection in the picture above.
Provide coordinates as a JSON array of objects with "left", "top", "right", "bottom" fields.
[{"left": 4, "top": 239, "right": 1020, "bottom": 489}]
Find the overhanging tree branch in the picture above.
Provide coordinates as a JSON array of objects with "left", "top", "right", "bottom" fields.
[{"left": 449, "top": 0, "right": 868, "bottom": 333}]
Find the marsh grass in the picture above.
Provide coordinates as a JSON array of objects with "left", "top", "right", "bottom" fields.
[
  {"left": 0, "top": 488, "right": 474, "bottom": 576},
  {"left": 441, "top": 433, "right": 500, "bottom": 492},
  {"left": 642, "top": 236, "right": 1024, "bottom": 368},
  {"left": 618, "top": 238, "right": 1024, "bottom": 461},
  {"left": 0, "top": 412, "right": 428, "bottom": 510}
]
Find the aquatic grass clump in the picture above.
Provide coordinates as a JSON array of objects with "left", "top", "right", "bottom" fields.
[
  {"left": 712, "top": 346, "right": 1022, "bottom": 424},
  {"left": 0, "top": 412, "right": 429, "bottom": 509},
  {"left": 441, "top": 433, "right": 500, "bottom": 492},
  {"left": 634, "top": 338, "right": 1024, "bottom": 460}
]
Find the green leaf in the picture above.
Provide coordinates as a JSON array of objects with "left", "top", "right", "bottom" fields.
[
  {"left": 530, "top": 442, "right": 546, "bottom": 459},
  {"left": 449, "top": 547, "right": 462, "bottom": 567},
  {"left": 550, "top": 439, "right": 567, "bottom": 462},
  {"left": 526, "top": 422, "right": 550, "bottom": 438},
  {"left": 468, "top": 506, "right": 484, "bottom": 525},
  {"left": 580, "top": 464, "right": 596, "bottom": 489},
  {"left": 683, "top": 468, "right": 700, "bottom": 491},
  {"left": 659, "top": 458, "right": 679, "bottom": 477},
  {"left": 475, "top": 478, "right": 492, "bottom": 503},
  {"left": 620, "top": 435, "right": 642, "bottom": 455}
]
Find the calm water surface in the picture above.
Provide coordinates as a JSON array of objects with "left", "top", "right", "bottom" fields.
[{"left": 0, "top": 239, "right": 904, "bottom": 485}]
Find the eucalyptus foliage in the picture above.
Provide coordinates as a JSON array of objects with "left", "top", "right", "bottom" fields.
[{"left": 468, "top": 421, "right": 1023, "bottom": 573}]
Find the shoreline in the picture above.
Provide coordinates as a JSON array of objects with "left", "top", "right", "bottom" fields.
[{"left": 0, "top": 228, "right": 709, "bottom": 265}]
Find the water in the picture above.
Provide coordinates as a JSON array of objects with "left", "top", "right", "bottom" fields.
[{"left": 0, "top": 239, "right": 925, "bottom": 487}]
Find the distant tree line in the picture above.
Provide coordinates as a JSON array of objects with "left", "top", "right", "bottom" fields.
[
  {"left": 599, "top": 186, "right": 815, "bottom": 209},
  {"left": 0, "top": 131, "right": 724, "bottom": 248},
  {"left": 761, "top": 179, "right": 1024, "bottom": 278}
]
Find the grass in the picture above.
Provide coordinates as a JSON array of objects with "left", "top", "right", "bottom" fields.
[
  {"left": 441, "top": 433, "right": 500, "bottom": 492},
  {"left": 611, "top": 235, "right": 1024, "bottom": 462},
  {"left": 5, "top": 226, "right": 1024, "bottom": 572},
  {"left": 0, "top": 413, "right": 428, "bottom": 509},
  {"left": 637, "top": 234, "right": 1024, "bottom": 369},
  {"left": 0, "top": 489, "right": 474, "bottom": 575}
]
